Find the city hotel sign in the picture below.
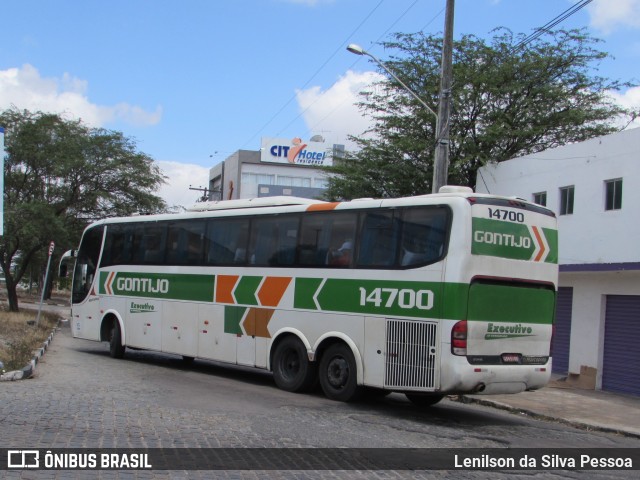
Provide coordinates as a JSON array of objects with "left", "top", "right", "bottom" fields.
[{"left": 261, "top": 137, "right": 332, "bottom": 166}]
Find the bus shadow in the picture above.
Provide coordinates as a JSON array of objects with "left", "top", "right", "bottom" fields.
[
  {"left": 77, "top": 344, "right": 526, "bottom": 430},
  {"left": 78, "top": 344, "right": 276, "bottom": 388}
]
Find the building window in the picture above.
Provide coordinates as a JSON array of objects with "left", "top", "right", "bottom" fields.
[
  {"left": 533, "top": 191, "right": 547, "bottom": 206},
  {"left": 241, "top": 173, "right": 275, "bottom": 185},
  {"left": 314, "top": 178, "right": 328, "bottom": 189},
  {"left": 277, "top": 175, "right": 311, "bottom": 188},
  {"left": 559, "top": 186, "right": 574, "bottom": 215},
  {"left": 605, "top": 178, "right": 622, "bottom": 211}
]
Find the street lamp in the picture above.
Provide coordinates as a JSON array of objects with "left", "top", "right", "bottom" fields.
[
  {"left": 346, "top": 44, "right": 438, "bottom": 119},
  {"left": 347, "top": 43, "right": 451, "bottom": 193}
]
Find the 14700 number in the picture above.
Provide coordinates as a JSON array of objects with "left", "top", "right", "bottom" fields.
[
  {"left": 358, "top": 287, "right": 434, "bottom": 310},
  {"left": 488, "top": 208, "right": 524, "bottom": 223}
]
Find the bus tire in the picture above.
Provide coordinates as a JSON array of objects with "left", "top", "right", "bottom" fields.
[
  {"left": 272, "top": 336, "right": 317, "bottom": 393},
  {"left": 109, "top": 320, "right": 126, "bottom": 359},
  {"left": 405, "top": 393, "right": 444, "bottom": 407},
  {"left": 319, "top": 343, "right": 362, "bottom": 402}
]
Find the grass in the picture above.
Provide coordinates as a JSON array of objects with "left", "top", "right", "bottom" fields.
[{"left": 0, "top": 289, "right": 65, "bottom": 372}]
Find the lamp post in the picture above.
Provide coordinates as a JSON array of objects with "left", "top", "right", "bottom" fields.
[
  {"left": 347, "top": 3, "right": 454, "bottom": 194},
  {"left": 346, "top": 44, "right": 438, "bottom": 120},
  {"left": 347, "top": 43, "right": 446, "bottom": 193},
  {"left": 432, "top": 0, "right": 455, "bottom": 194}
]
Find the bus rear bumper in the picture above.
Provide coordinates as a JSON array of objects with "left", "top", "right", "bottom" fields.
[{"left": 439, "top": 360, "right": 552, "bottom": 395}]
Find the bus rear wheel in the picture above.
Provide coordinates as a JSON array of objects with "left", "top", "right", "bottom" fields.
[
  {"left": 272, "top": 336, "right": 317, "bottom": 393},
  {"left": 405, "top": 393, "right": 444, "bottom": 407},
  {"left": 109, "top": 320, "right": 126, "bottom": 359},
  {"left": 319, "top": 343, "right": 362, "bottom": 402}
]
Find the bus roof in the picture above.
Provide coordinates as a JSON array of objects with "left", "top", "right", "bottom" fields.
[
  {"left": 187, "top": 196, "right": 323, "bottom": 212},
  {"left": 88, "top": 188, "right": 554, "bottom": 228}
]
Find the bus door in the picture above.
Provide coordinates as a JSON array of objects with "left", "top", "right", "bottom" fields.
[{"left": 70, "top": 225, "right": 104, "bottom": 341}]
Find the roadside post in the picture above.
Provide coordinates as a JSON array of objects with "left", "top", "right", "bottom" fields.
[{"left": 35, "top": 241, "right": 55, "bottom": 327}]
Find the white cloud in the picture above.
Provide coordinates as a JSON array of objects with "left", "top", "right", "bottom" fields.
[
  {"left": 156, "top": 160, "right": 211, "bottom": 210},
  {"left": 588, "top": 0, "right": 640, "bottom": 33},
  {"left": 0, "top": 64, "right": 161, "bottom": 127},
  {"left": 608, "top": 85, "right": 640, "bottom": 129},
  {"left": 296, "top": 70, "right": 383, "bottom": 149}
]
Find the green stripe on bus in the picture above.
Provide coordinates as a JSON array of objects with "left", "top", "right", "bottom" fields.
[
  {"left": 233, "top": 276, "right": 262, "bottom": 305},
  {"left": 467, "top": 283, "right": 555, "bottom": 325},
  {"left": 442, "top": 282, "right": 469, "bottom": 320},
  {"left": 224, "top": 305, "right": 246, "bottom": 335},
  {"left": 294, "top": 278, "right": 324, "bottom": 310},
  {"left": 99, "top": 271, "right": 215, "bottom": 302},
  {"left": 472, "top": 218, "right": 557, "bottom": 263},
  {"left": 294, "top": 278, "right": 466, "bottom": 319},
  {"left": 295, "top": 278, "right": 472, "bottom": 320},
  {"left": 543, "top": 227, "right": 559, "bottom": 263}
]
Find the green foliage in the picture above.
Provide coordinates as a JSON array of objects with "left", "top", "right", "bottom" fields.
[
  {"left": 325, "top": 28, "right": 637, "bottom": 200},
  {"left": 0, "top": 108, "right": 167, "bottom": 311}
]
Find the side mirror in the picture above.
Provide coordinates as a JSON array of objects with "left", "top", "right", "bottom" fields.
[{"left": 58, "top": 249, "right": 77, "bottom": 278}]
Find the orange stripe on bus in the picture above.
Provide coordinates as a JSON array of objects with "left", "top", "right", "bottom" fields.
[
  {"left": 216, "top": 275, "right": 239, "bottom": 304},
  {"left": 243, "top": 308, "right": 274, "bottom": 338},
  {"left": 532, "top": 226, "right": 546, "bottom": 262},
  {"left": 106, "top": 271, "right": 116, "bottom": 295},
  {"left": 306, "top": 202, "right": 340, "bottom": 211},
  {"left": 258, "top": 277, "right": 292, "bottom": 307}
]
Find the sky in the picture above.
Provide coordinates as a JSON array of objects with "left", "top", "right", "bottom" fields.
[{"left": 1, "top": 0, "right": 639, "bottom": 209}]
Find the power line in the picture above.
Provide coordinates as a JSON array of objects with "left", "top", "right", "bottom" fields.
[
  {"left": 240, "top": 0, "right": 386, "bottom": 149},
  {"left": 512, "top": 0, "right": 593, "bottom": 51},
  {"left": 300, "top": 2, "right": 445, "bottom": 140}
]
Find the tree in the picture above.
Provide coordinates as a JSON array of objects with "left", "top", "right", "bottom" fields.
[
  {"left": 325, "top": 28, "right": 637, "bottom": 200},
  {"left": 1, "top": 108, "right": 167, "bottom": 311}
]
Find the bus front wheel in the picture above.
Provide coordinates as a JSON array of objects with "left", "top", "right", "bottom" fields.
[
  {"left": 109, "top": 320, "right": 126, "bottom": 359},
  {"left": 272, "top": 336, "right": 317, "bottom": 393},
  {"left": 319, "top": 343, "right": 362, "bottom": 402}
]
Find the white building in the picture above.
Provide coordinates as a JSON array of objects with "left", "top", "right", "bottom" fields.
[
  {"left": 476, "top": 128, "right": 640, "bottom": 396},
  {"left": 209, "top": 137, "right": 343, "bottom": 201}
]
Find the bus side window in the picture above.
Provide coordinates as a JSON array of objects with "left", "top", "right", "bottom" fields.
[
  {"left": 249, "top": 216, "right": 298, "bottom": 266},
  {"left": 206, "top": 219, "right": 249, "bottom": 265},
  {"left": 101, "top": 224, "right": 136, "bottom": 267},
  {"left": 357, "top": 211, "right": 399, "bottom": 267},
  {"left": 399, "top": 207, "right": 448, "bottom": 267},
  {"left": 298, "top": 212, "right": 357, "bottom": 267},
  {"left": 166, "top": 220, "right": 205, "bottom": 265},
  {"left": 132, "top": 224, "right": 166, "bottom": 265}
]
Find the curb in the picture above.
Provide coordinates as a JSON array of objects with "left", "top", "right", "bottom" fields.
[
  {"left": 0, "top": 321, "right": 59, "bottom": 382},
  {"left": 456, "top": 395, "right": 640, "bottom": 440}
]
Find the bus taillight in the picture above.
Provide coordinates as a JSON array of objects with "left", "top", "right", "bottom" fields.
[{"left": 452, "top": 320, "right": 468, "bottom": 356}]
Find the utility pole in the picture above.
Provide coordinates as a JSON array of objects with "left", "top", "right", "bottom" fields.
[
  {"left": 432, "top": 0, "right": 455, "bottom": 193},
  {"left": 189, "top": 185, "right": 210, "bottom": 202}
]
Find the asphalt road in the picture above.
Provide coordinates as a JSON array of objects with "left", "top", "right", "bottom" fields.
[{"left": 1, "top": 320, "right": 638, "bottom": 479}]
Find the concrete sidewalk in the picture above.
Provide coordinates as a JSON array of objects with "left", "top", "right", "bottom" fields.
[{"left": 461, "top": 378, "right": 640, "bottom": 438}]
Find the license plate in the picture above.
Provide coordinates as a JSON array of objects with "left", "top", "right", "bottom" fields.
[{"left": 501, "top": 353, "right": 521, "bottom": 364}]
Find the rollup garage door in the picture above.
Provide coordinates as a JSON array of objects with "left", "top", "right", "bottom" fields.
[
  {"left": 552, "top": 287, "right": 573, "bottom": 374},
  {"left": 602, "top": 295, "right": 640, "bottom": 396}
]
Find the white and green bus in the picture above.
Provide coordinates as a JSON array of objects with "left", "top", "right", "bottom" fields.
[{"left": 61, "top": 186, "right": 558, "bottom": 405}]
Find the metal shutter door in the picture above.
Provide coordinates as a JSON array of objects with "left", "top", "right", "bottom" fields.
[
  {"left": 552, "top": 287, "right": 573, "bottom": 374},
  {"left": 603, "top": 295, "right": 640, "bottom": 396}
]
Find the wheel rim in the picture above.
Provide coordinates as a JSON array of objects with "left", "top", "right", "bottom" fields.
[
  {"left": 281, "top": 348, "right": 300, "bottom": 381},
  {"left": 326, "top": 356, "right": 349, "bottom": 389}
]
